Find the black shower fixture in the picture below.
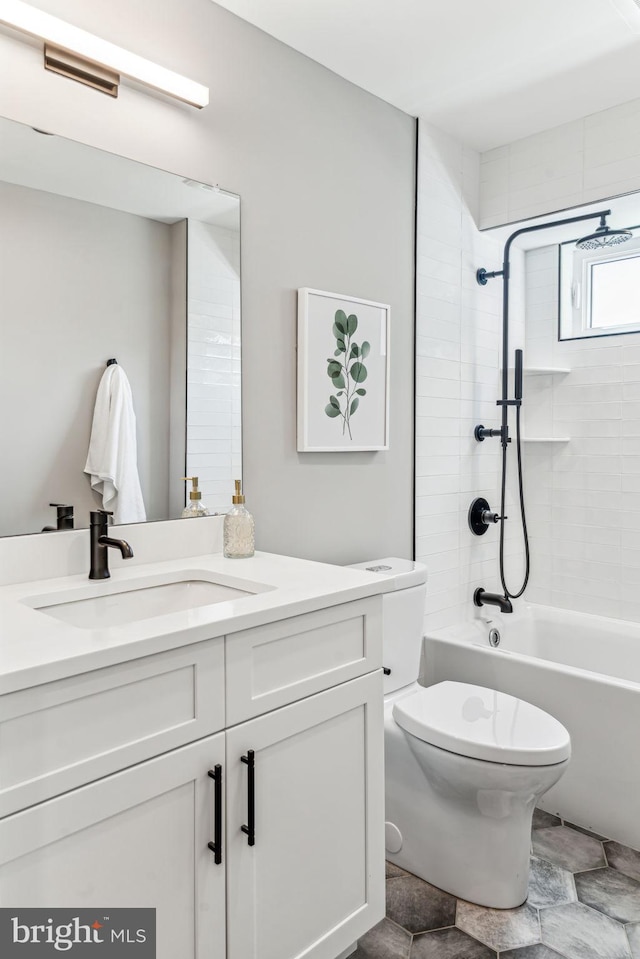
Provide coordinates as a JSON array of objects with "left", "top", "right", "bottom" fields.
[
  {"left": 472, "top": 207, "right": 627, "bottom": 611},
  {"left": 476, "top": 267, "right": 503, "bottom": 286},
  {"left": 468, "top": 497, "right": 503, "bottom": 536},
  {"left": 575, "top": 213, "right": 632, "bottom": 250},
  {"left": 473, "top": 588, "right": 513, "bottom": 615}
]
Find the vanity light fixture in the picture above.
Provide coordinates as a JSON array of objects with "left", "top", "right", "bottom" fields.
[{"left": 0, "top": 0, "right": 209, "bottom": 107}]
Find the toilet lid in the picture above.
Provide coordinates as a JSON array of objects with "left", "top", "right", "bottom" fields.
[{"left": 392, "top": 681, "right": 571, "bottom": 766}]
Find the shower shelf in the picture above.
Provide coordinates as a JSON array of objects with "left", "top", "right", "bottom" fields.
[
  {"left": 504, "top": 366, "right": 571, "bottom": 375},
  {"left": 524, "top": 367, "right": 571, "bottom": 375},
  {"left": 521, "top": 437, "right": 569, "bottom": 443}
]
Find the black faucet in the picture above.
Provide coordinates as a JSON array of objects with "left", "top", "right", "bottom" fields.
[
  {"left": 474, "top": 587, "right": 513, "bottom": 614},
  {"left": 89, "top": 509, "right": 134, "bottom": 579},
  {"left": 42, "top": 503, "right": 74, "bottom": 532}
]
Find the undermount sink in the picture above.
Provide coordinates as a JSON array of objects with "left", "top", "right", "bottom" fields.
[{"left": 26, "top": 573, "right": 269, "bottom": 629}]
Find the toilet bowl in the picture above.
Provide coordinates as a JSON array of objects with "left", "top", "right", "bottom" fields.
[
  {"left": 386, "top": 680, "right": 570, "bottom": 908},
  {"left": 349, "top": 558, "right": 571, "bottom": 909}
]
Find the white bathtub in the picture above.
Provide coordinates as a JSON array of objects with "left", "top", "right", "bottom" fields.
[{"left": 423, "top": 604, "right": 640, "bottom": 850}]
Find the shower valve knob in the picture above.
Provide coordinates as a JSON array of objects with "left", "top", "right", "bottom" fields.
[{"left": 469, "top": 497, "right": 505, "bottom": 536}]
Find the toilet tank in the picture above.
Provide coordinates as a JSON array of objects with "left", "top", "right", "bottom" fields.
[{"left": 348, "top": 557, "right": 427, "bottom": 694}]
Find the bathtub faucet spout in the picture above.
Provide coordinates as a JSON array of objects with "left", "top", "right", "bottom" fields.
[{"left": 474, "top": 587, "right": 513, "bottom": 614}]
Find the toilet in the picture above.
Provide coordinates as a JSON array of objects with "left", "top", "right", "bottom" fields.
[{"left": 349, "top": 558, "right": 571, "bottom": 909}]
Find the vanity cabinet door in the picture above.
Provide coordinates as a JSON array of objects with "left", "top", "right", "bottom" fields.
[
  {"left": 225, "top": 670, "right": 385, "bottom": 959},
  {"left": 0, "top": 734, "right": 226, "bottom": 959}
]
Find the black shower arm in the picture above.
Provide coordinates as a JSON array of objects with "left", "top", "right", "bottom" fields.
[
  {"left": 501, "top": 207, "right": 612, "bottom": 274},
  {"left": 496, "top": 207, "right": 611, "bottom": 438}
]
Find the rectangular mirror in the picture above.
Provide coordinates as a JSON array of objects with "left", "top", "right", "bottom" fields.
[{"left": 0, "top": 116, "right": 241, "bottom": 537}]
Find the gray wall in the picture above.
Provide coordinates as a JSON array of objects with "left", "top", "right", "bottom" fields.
[
  {"left": 0, "top": 0, "right": 416, "bottom": 563},
  {"left": 0, "top": 181, "right": 172, "bottom": 536}
]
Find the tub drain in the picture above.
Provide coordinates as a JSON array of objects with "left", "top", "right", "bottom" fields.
[{"left": 488, "top": 628, "right": 501, "bottom": 647}]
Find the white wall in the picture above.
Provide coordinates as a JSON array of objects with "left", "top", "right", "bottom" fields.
[
  {"left": 480, "top": 96, "right": 640, "bottom": 229},
  {"left": 0, "top": 0, "right": 416, "bottom": 564},
  {"left": 416, "top": 120, "right": 528, "bottom": 630},
  {"left": 186, "top": 221, "right": 241, "bottom": 514},
  {"left": 522, "top": 245, "right": 640, "bottom": 623},
  {"left": 0, "top": 180, "right": 172, "bottom": 536}
]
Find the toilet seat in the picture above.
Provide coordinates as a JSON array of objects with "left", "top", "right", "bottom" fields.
[{"left": 392, "top": 681, "right": 571, "bottom": 767}]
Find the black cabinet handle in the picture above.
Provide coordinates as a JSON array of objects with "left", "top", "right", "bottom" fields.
[
  {"left": 207, "top": 765, "right": 222, "bottom": 864},
  {"left": 240, "top": 750, "right": 255, "bottom": 846}
]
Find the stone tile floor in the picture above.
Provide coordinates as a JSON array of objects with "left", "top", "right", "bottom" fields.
[{"left": 354, "top": 809, "right": 640, "bottom": 959}]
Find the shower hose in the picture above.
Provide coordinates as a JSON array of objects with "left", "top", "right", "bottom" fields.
[{"left": 499, "top": 404, "right": 530, "bottom": 599}]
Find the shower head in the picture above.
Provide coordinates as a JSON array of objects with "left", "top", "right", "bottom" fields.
[{"left": 576, "top": 214, "right": 633, "bottom": 250}]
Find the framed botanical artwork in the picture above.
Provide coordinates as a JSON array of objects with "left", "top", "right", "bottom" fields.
[{"left": 297, "top": 288, "right": 390, "bottom": 452}]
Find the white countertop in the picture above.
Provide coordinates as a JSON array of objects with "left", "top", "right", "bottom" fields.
[{"left": 0, "top": 551, "right": 395, "bottom": 694}]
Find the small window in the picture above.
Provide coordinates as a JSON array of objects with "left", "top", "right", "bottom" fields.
[{"left": 559, "top": 228, "right": 640, "bottom": 340}]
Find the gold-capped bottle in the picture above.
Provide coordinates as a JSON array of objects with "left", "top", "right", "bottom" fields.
[
  {"left": 181, "top": 477, "right": 210, "bottom": 518},
  {"left": 223, "top": 480, "right": 255, "bottom": 558}
]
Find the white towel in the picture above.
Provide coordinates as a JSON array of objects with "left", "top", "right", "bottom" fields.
[{"left": 84, "top": 364, "right": 147, "bottom": 525}]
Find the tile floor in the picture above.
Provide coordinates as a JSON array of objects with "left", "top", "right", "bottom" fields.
[{"left": 354, "top": 810, "right": 640, "bottom": 959}]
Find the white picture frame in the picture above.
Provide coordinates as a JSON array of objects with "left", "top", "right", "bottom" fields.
[{"left": 297, "top": 288, "right": 390, "bottom": 452}]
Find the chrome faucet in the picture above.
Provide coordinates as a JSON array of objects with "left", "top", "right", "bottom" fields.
[
  {"left": 89, "top": 509, "right": 134, "bottom": 579},
  {"left": 474, "top": 587, "right": 513, "bottom": 615}
]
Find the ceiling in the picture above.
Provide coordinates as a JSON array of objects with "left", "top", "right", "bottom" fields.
[{"left": 213, "top": 0, "right": 640, "bottom": 152}]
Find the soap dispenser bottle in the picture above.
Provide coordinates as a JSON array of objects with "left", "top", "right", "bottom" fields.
[
  {"left": 223, "top": 480, "right": 255, "bottom": 558},
  {"left": 181, "top": 477, "right": 210, "bottom": 518}
]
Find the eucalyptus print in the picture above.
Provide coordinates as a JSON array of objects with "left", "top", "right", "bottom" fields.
[{"left": 325, "top": 309, "right": 370, "bottom": 439}]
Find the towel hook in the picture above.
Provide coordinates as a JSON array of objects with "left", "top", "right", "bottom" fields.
[{"left": 106, "top": 357, "right": 117, "bottom": 366}]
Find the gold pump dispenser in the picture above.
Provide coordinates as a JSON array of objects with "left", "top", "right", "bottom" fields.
[
  {"left": 181, "top": 477, "right": 209, "bottom": 518},
  {"left": 184, "top": 476, "right": 202, "bottom": 500},
  {"left": 224, "top": 479, "right": 254, "bottom": 558}
]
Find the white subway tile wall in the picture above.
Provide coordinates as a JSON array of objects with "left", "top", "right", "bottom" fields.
[
  {"left": 479, "top": 97, "right": 640, "bottom": 228},
  {"left": 523, "top": 244, "right": 640, "bottom": 623},
  {"left": 187, "top": 220, "right": 241, "bottom": 515},
  {"left": 416, "top": 121, "right": 526, "bottom": 630}
]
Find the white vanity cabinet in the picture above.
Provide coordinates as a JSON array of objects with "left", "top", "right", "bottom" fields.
[{"left": 0, "top": 595, "right": 385, "bottom": 959}]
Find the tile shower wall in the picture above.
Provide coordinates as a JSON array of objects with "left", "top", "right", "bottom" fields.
[
  {"left": 187, "top": 220, "right": 241, "bottom": 515},
  {"left": 477, "top": 94, "right": 640, "bottom": 622},
  {"left": 479, "top": 96, "right": 640, "bottom": 228},
  {"left": 416, "top": 121, "right": 525, "bottom": 631},
  {"left": 523, "top": 244, "right": 640, "bottom": 623}
]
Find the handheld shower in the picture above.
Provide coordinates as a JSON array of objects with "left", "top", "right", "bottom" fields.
[{"left": 514, "top": 349, "right": 523, "bottom": 403}]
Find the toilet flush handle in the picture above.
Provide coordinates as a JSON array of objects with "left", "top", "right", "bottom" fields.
[{"left": 383, "top": 667, "right": 391, "bottom": 675}]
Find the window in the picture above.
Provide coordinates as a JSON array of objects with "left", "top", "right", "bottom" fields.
[{"left": 559, "top": 228, "right": 640, "bottom": 340}]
